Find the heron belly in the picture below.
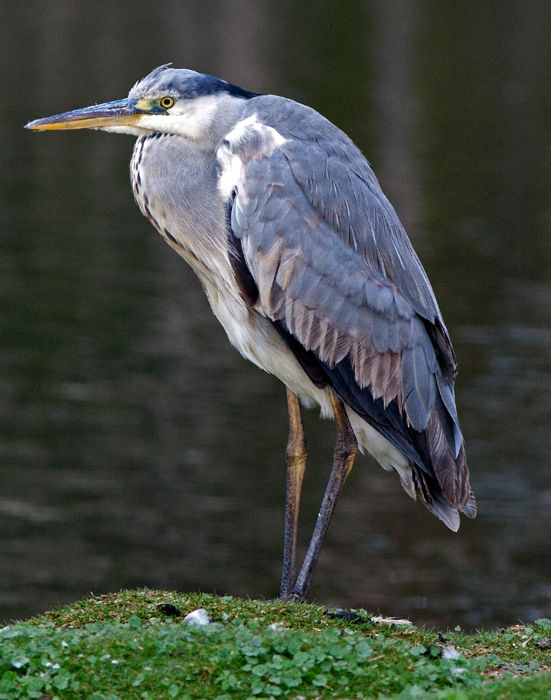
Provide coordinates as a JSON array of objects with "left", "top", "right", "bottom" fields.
[{"left": 202, "top": 278, "right": 333, "bottom": 413}]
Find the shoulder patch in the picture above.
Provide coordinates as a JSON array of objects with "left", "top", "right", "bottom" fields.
[{"left": 216, "top": 115, "right": 288, "bottom": 200}]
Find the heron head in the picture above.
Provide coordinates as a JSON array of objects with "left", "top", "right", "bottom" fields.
[{"left": 25, "top": 64, "right": 257, "bottom": 140}]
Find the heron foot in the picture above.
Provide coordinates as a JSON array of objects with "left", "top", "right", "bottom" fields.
[{"left": 277, "top": 591, "right": 304, "bottom": 603}]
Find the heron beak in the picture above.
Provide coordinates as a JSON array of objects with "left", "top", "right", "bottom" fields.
[{"left": 25, "top": 98, "right": 148, "bottom": 131}]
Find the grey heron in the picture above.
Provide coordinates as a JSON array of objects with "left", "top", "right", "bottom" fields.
[{"left": 26, "top": 65, "right": 476, "bottom": 601}]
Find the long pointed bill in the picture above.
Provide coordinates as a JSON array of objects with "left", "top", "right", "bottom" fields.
[{"left": 25, "top": 98, "right": 147, "bottom": 131}]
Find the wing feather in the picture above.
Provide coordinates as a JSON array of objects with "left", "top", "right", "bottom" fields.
[{"left": 217, "top": 102, "right": 475, "bottom": 524}]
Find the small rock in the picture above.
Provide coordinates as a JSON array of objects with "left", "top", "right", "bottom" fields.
[
  {"left": 442, "top": 645, "right": 461, "bottom": 660},
  {"left": 183, "top": 608, "right": 211, "bottom": 626},
  {"left": 157, "top": 603, "right": 181, "bottom": 617},
  {"left": 371, "top": 615, "right": 413, "bottom": 626},
  {"left": 324, "top": 608, "right": 370, "bottom": 624},
  {"left": 268, "top": 622, "right": 287, "bottom": 631}
]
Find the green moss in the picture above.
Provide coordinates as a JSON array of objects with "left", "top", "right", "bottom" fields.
[{"left": 1, "top": 589, "right": 549, "bottom": 699}]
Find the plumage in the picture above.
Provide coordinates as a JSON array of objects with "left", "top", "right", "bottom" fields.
[
  {"left": 217, "top": 95, "right": 475, "bottom": 524},
  {"left": 27, "top": 65, "right": 476, "bottom": 601}
]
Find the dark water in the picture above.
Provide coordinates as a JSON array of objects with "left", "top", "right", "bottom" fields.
[{"left": 0, "top": 1, "right": 550, "bottom": 628}]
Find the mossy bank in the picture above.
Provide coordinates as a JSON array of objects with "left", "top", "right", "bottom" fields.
[{"left": 1, "top": 589, "right": 549, "bottom": 699}]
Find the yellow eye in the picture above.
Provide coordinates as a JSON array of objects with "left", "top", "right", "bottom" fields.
[{"left": 160, "top": 96, "right": 174, "bottom": 109}]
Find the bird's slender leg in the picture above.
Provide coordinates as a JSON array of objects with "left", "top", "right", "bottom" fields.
[
  {"left": 279, "top": 388, "right": 308, "bottom": 600},
  {"left": 290, "top": 393, "right": 357, "bottom": 600}
]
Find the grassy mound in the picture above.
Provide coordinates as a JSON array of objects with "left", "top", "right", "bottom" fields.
[{"left": 1, "top": 589, "right": 549, "bottom": 699}]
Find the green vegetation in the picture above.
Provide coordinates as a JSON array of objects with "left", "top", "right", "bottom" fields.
[{"left": 0, "top": 589, "right": 549, "bottom": 699}]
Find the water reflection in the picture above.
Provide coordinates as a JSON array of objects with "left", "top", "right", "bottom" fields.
[{"left": 0, "top": 1, "right": 549, "bottom": 627}]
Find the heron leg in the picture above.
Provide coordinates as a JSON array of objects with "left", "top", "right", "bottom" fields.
[
  {"left": 279, "top": 388, "right": 308, "bottom": 600},
  {"left": 290, "top": 393, "right": 357, "bottom": 600}
]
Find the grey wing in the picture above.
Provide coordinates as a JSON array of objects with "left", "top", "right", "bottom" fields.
[{"left": 217, "top": 109, "right": 475, "bottom": 523}]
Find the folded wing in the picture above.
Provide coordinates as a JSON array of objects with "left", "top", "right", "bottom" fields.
[{"left": 216, "top": 101, "right": 476, "bottom": 527}]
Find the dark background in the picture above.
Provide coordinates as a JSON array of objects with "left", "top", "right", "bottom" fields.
[{"left": 0, "top": 1, "right": 549, "bottom": 628}]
